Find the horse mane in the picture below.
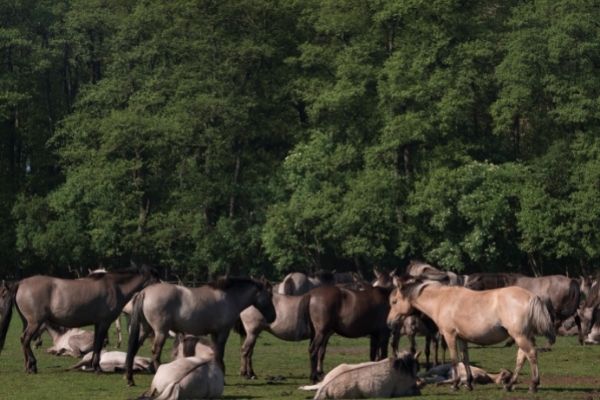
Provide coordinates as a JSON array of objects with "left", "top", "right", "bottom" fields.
[
  {"left": 208, "top": 277, "right": 263, "bottom": 291},
  {"left": 398, "top": 276, "right": 434, "bottom": 300},
  {"left": 585, "top": 275, "right": 600, "bottom": 308}
]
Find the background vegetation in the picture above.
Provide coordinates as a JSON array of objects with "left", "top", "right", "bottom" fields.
[{"left": 2, "top": 0, "right": 600, "bottom": 280}]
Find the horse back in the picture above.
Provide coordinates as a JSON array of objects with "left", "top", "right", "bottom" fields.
[{"left": 16, "top": 276, "right": 114, "bottom": 325}]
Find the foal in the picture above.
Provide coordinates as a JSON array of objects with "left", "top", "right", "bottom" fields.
[{"left": 387, "top": 276, "right": 555, "bottom": 392}]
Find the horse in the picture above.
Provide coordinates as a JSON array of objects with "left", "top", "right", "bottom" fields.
[
  {"left": 299, "top": 351, "right": 421, "bottom": 399},
  {"left": 237, "top": 292, "right": 312, "bottom": 378},
  {"left": 387, "top": 275, "right": 555, "bottom": 392},
  {"left": 372, "top": 268, "right": 444, "bottom": 367},
  {"left": 125, "top": 277, "right": 276, "bottom": 386},
  {"left": 42, "top": 324, "right": 95, "bottom": 357},
  {"left": 405, "top": 260, "right": 466, "bottom": 286},
  {"left": 70, "top": 350, "right": 152, "bottom": 373},
  {"left": 306, "top": 285, "right": 392, "bottom": 383},
  {"left": 0, "top": 265, "right": 158, "bottom": 374},
  {"left": 465, "top": 272, "right": 583, "bottom": 345},
  {"left": 277, "top": 271, "right": 335, "bottom": 295},
  {"left": 422, "top": 362, "right": 512, "bottom": 387},
  {"left": 579, "top": 275, "right": 600, "bottom": 340}
]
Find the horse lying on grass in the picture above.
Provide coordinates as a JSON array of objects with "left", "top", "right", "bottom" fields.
[
  {"left": 70, "top": 350, "right": 152, "bottom": 373},
  {"left": 299, "top": 351, "right": 421, "bottom": 399},
  {"left": 139, "top": 335, "right": 223, "bottom": 400},
  {"left": 421, "top": 362, "right": 512, "bottom": 386}
]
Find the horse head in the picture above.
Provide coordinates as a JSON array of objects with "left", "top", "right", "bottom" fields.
[
  {"left": 253, "top": 278, "right": 276, "bottom": 323},
  {"left": 387, "top": 275, "right": 423, "bottom": 329}
]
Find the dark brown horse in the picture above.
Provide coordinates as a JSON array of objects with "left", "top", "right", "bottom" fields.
[
  {"left": 465, "top": 272, "right": 583, "bottom": 344},
  {"left": 306, "top": 285, "right": 392, "bottom": 383},
  {"left": 0, "top": 265, "right": 158, "bottom": 373},
  {"left": 125, "top": 277, "right": 276, "bottom": 386}
]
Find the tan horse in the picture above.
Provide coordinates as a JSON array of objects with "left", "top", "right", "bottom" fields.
[{"left": 387, "top": 276, "right": 555, "bottom": 392}]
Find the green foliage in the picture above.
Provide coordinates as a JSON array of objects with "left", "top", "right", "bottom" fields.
[{"left": 2, "top": 0, "right": 600, "bottom": 277}]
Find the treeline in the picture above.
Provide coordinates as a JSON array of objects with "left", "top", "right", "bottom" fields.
[{"left": 1, "top": 0, "right": 599, "bottom": 280}]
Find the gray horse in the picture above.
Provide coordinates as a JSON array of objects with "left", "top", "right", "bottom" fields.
[
  {"left": 125, "top": 277, "right": 276, "bottom": 386},
  {"left": 0, "top": 265, "right": 158, "bottom": 373}
]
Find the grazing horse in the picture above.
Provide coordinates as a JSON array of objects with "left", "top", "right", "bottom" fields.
[
  {"left": 237, "top": 292, "right": 311, "bottom": 379},
  {"left": 0, "top": 265, "right": 158, "bottom": 374},
  {"left": 465, "top": 272, "right": 583, "bottom": 345},
  {"left": 387, "top": 276, "right": 555, "bottom": 392},
  {"left": 125, "top": 277, "right": 276, "bottom": 386},
  {"left": 307, "top": 285, "right": 392, "bottom": 383}
]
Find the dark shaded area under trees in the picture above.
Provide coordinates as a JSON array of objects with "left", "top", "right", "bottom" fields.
[{"left": 1, "top": 0, "right": 599, "bottom": 280}]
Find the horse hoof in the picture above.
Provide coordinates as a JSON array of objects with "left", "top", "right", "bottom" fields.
[
  {"left": 466, "top": 384, "right": 473, "bottom": 391},
  {"left": 504, "top": 384, "right": 513, "bottom": 392},
  {"left": 529, "top": 386, "right": 538, "bottom": 393},
  {"left": 450, "top": 385, "right": 459, "bottom": 392}
]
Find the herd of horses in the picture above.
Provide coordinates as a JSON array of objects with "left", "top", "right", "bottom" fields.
[{"left": 0, "top": 261, "right": 598, "bottom": 398}]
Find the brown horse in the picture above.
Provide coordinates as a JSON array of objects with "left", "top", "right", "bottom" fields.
[
  {"left": 373, "top": 268, "right": 445, "bottom": 367},
  {"left": 465, "top": 272, "right": 583, "bottom": 345},
  {"left": 0, "top": 265, "right": 158, "bottom": 373},
  {"left": 306, "top": 285, "right": 392, "bottom": 383},
  {"left": 125, "top": 277, "right": 276, "bottom": 386},
  {"left": 387, "top": 276, "right": 555, "bottom": 392}
]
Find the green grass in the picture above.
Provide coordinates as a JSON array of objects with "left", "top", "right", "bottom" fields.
[{"left": 0, "top": 312, "right": 598, "bottom": 399}]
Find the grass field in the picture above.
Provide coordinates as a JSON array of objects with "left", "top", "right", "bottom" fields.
[{"left": 0, "top": 313, "right": 598, "bottom": 399}]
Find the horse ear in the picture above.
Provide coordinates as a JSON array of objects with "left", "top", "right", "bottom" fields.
[
  {"left": 393, "top": 275, "right": 403, "bottom": 288},
  {"left": 373, "top": 268, "right": 381, "bottom": 278},
  {"left": 391, "top": 268, "right": 398, "bottom": 276}
]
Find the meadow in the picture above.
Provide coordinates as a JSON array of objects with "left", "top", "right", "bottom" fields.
[{"left": 0, "top": 314, "right": 598, "bottom": 400}]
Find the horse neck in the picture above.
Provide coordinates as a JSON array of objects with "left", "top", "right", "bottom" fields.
[
  {"left": 222, "top": 283, "right": 258, "bottom": 312},
  {"left": 409, "top": 285, "right": 446, "bottom": 320},
  {"left": 114, "top": 273, "right": 148, "bottom": 298}
]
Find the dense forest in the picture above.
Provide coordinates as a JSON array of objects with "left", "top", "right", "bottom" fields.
[{"left": 1, "top": 0, "right": 599, "bottom": 281}]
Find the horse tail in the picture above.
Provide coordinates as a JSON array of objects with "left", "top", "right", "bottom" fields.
[
  {"left": 563, "top": 279, "right": 581, "bottom": 319},
  {"left": 0, "top": 281, "right": 17, "bottom": 353},
  {"left": 527, "top": 295, "right": 556, "bottom": 345},
  {"left": 126, "top": 291, "right": 146, "bottom": 385},
  {"left": 232, "top": 317, "right": 246, "bottom": 338}
]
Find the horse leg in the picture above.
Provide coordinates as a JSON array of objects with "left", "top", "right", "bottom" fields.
[
  {"left": 458, "top": 339, "right": 473, "bottom": 391},
  {"left": 20, "top": 322, "right": 41, "bottom": 373},
  {"left": 92, "top": 323, "right": 110, "bottom": 373},
  {"left": 115, "top": 316, "right": 122, "bottom": 348},
  {"left": 505, "top": 347, "right": 527, "bottom": 391},
  {"left": 442, "top": 333, "right": 459, "bottom": 391},
  {"left": 369, "top": 335, "right": 377, "bottom": 360},
  {"left": 309, "top": 331, "right": 328, "bottom": 383},
  {"left": 574, "top": 314, "right": 584, "bottom": 346},
  {"left": 150, "top": 331, "right": 168, "bottom": 373},
  {"left": 240, "top": 331, "right": 258, "bottom": 379},
  {"left": 211, "top": 330, "right": 230, "bottom": 375},
  {"left": 514, "top": 336, "right": 539, "bottom": 392},
  {"left": 316, "top": 332, "right": 332, "bottom": 379},
  {"left": 378, "top": 330, "right": 390, "bottom": 360},
  {"left": 425, "top": 334, "right": 432, "bottom": 369},
  {"left": 433, "top": 334, "right": 440, "bottom": 366},
  {"left": 391, "top": 326, "right": 400, "bottom": 354}
]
